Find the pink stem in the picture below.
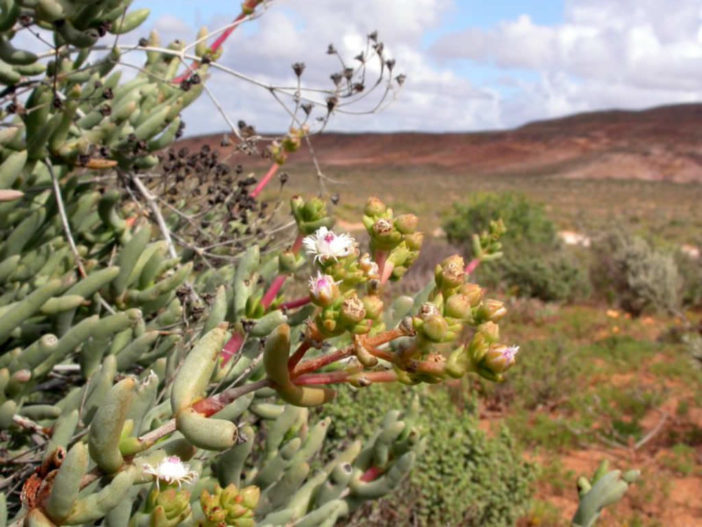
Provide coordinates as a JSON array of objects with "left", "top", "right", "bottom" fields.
[
  {"left": 292, "top": 348, "right": 353, "bottom": 377},
  {"left": 220, "top": 332, "right": 244, "bottom": 365},
  {"left": 465, "top": 258, "right": 480, "bottom": 275},
  {"left": 291, "top": 233, "right": 304, "bottom": 253},
  {"left": 361, "top": 467, "right": 383, "bottom": 482},
  {"left": 261, "top": 275, "right": 286, "bottom": 310},
  {"left": 374, "top": 250, "right": 388, "bottom": 278},
  {"left": 295, "top": 369, "right": 399, "bottom": 386},
  {"left": 260, "top": 234, "right": 305, "bottom": 311},
  {"left": 250, "top": 163, "right": 280, "bottom": 199},
  {"left": 287, "top": 339, "right": 313, "bottom": 372},
  {"left": 293, "top": 370, "right": 350, "bottom": 385},
  {"left": 380, "top": 261, "right": 394, "bottom": 284},
  {"left": 280, "top": 296, "right": 311, "bottom": 310}
]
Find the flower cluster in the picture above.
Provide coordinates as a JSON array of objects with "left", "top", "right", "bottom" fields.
[{"left": 258, "top": 195, "right": 518, "bottom": 405}]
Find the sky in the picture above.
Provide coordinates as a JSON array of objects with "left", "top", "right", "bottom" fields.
[{"left": 130, "top": 0, "right": 702, "bottom": 135}]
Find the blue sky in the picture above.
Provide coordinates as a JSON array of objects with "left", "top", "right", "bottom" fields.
[{"left": 130, "top": 0, "right": 701, "bottom": 134}]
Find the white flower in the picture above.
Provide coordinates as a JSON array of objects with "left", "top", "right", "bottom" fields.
[
  {"left": 308, "top": 271, "right": 338, "bottom": 304},
  {"left": 501, "top": 345, "right": 519, "bottom": 366},
  {"left": 359, "top": 253, "right": 379, "bottom": 279},
  {"left": 143, "top": 456, "right": 198, "bottom": 488},
  {"left": 303, "top": 227, "right": 355, "bottom": 264}
]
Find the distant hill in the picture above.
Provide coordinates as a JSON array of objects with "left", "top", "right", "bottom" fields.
[{"left": 178, "top": 103, "right": 702, "bottom": 183}]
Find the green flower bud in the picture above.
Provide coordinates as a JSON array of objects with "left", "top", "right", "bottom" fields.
[
  {"left": 478, "top": 321, "right": 500, "bottom": 342},
  {"left": 200, "top": 484, "right": 260, "bottom": 527},
  {"left": 404, "top": 231, "right": 424, "bottom": 251},
  {"left": 303, "top": 196, "right": 328, "bottom": 219},
  {"left": 444, "top": 293, "right": 473, "bottom": 320},
  {"left": 435, "top": 254, "right": 465, "bottom": 291},
  {"left": 475, "top": 298, "right": 507, "bottom": 323},
  {"left": 281, "top": 128, "right": 302, "bottom": 152},
  {"left": 362, "top": 295, "right": 384, "bottom": 320},
  {"left": 290, "top": 195, "right": 305, "bottom": 215},
  {"left": 239, "top": 486, "right": 261, "bottom": 509},
  {"left": 459, "top": 282, "right": 484, "bottom": 306},
  {"left": 291, "top": 196, "right": 332, "bottom": 233},
  {"left": 278, "top": 250, "right": 298, "bottom": 273},
  {"left": 394, "top": 213, "right": 418, "bottom": 234},
  {"left": 420, "top": 313, "right": 449, "bottom": 342},
  {"left": 148, "top": 488, "right": 191, "bottom": 525},
  {"left": 468, "top": 332, "right": 490, "bottom": 363},
  {"left": 371, "top": 218, "right": 403, "bottom": 250},
  {"left": 364, "top": 196, "right": 387, "bottom": 217}
]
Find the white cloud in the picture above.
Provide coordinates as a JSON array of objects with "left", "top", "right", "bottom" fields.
[
  {"left": 140, "top": 0, "right": 501, "bottom": 134},
  {"left": 128, "top": 0, "right": 702, "bottom": 134},
  {"left": 431, "top": 0, "right": 702, "bottom": 127}
]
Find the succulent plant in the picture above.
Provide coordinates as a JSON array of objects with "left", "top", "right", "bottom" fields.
[{"left": 0, "top": 2, "right": 637, "bottom": 526}]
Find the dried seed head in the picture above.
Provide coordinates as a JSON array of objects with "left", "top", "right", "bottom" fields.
[{"left": 292, "top": 62, "right": 306, "bottom": 77}]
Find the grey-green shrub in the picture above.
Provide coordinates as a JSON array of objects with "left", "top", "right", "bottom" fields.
[
  {"left": 591, "top": 230, "right": 681, "bottom": 316},
  {"left": 675, "top": 249, "right": 702, "bottom": 308}
]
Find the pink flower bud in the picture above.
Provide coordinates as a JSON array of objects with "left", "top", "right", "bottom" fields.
[
  {"left": 483, "top": 344, "right": 519, "bottom": 374},
  {"left": 308, "top": 272, "right": 338, "bottom": 306}
]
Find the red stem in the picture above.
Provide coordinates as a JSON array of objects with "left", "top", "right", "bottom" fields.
[
  {"left": 291, "top": 233, "right": 304, "bottom": 253},
  {"left": 292, "top": 348, "right": 353, "bottom": 377},
  {"left": 364, "top": 328, "right": 408, "bottom": 348},
  {"left": 260, "top": 233, "right": 305, "bottom": 311},
  {"left": 287, "top": 339, "right": 313, "bottom": 372},
  {"left": 361, "top": 466, "right": 383, "bottom": 482},
  {"left": 220, "top": 332, "right": 244, "bottom": 365},
  {"left": 250, "top": 163, "right": 280, "bottom": 199},
  {"left": 465, "top": 258, "right": 480, "bottom": 275},
  {"left": 365, "top": 344, "right": 396, "bottom": 363},
  {"left": 191, "top": 378, "right": 270, "bottom": 416},
  {"left": 261, "top": 275, "right": 286, "bottom": 310},
  {"left": 280, "top": 296, "right": 311, "bottom": 310},
  {"left": 295, "top": 368, "right": 398, "bottom": 386}
]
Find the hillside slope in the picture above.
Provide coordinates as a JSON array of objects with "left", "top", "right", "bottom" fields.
[{"left": 179, "top": 103, "right": 702, "bottom": 183}]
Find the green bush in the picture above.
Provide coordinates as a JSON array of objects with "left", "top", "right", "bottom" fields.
[
  {"left": 443, "top": 192, "right": 589, "bottom": 302},
  {"left": 319, "top": 384, "right": 536, "bottom": 526},
  {"left": 497, "top": 251, "right": 591, "bottom": 302},
  {"left": 444, "top": 191, "right": 557, "bottom": 253},
  {"left": 591, "top": 231, "right": 681, "bottom": 316}
]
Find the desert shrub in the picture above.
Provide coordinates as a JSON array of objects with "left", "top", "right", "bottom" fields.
[
  {"left": 320, "top": 384, "right": 536, "bottom": 527},
  {"left": 444, "top": 191, "right": 557, "bottom": 252},
  {"left": 443, "top": 192, "right": 589, "bottom": 302},
  {"left": 497, "top": 250, "right": 591, "bottom": 302},
  {"left": 591, "top": 230, "right": 681, "bottom": 315},
  {"left": 675, "top": 249, "right": 702, "bottom": 308}
]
